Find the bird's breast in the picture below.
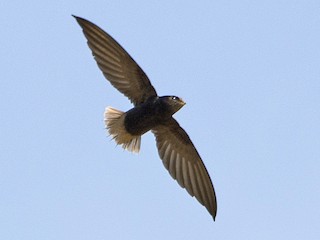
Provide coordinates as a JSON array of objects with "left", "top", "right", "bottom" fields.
[{"left": 124, "top": 101, "right": 170, "bottom": 136}]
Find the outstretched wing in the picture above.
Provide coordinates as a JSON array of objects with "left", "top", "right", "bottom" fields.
[
  {"left": 152, "top": 118, "right": 217, "bottom": 220},
  {"left": 74, "top": 16, "right": 157, "bottom": 105}
]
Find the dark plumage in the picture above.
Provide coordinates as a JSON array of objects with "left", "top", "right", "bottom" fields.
[{"left": 73, "top": 15, "right": 217, "bottom": 220}]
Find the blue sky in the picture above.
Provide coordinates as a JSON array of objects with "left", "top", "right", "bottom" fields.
[{"left": 1, "top": 1, "right": 320, "bottom": 239}]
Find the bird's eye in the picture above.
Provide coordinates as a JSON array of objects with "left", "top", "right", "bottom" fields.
[{"left": 172, "top": 96, "right": 178, "bottom": 100}]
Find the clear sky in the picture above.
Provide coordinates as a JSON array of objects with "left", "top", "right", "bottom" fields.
[{"left": 1, "top": 1, "right": 319, "bottom": 239}]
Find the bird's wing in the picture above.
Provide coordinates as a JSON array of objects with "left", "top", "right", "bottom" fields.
[
  {"left": 74, "top": 16, "right": 157, "bottom": 105},
  {"left": 152, "top": 118, "right": 217, "bottom": 220}
]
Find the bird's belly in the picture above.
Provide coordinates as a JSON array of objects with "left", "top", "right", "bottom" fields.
[{"left": 124, "top": 107, "right": 160, "bottom": 136}]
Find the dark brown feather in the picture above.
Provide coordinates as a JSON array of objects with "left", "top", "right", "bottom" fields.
[
  {"left": 74, "top": 16, "right": 157, "bottom": 105},
  {"left": 152, "top": 118, "right": 217, "bottom": 220}
]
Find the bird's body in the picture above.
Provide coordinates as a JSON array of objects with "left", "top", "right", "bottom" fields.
[
  {"left": 105, "top": 96, "right": 185, "bottom": 153},
  {"left": 124, "top": 96, "right": 182, "bottom": 136},
  {"left": 74, "top": 15, "right": 217, "bottom": 220}
]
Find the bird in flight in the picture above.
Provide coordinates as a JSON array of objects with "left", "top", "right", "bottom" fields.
[{"left": 73, "top": 15, "right": 217, "bottom": 220}]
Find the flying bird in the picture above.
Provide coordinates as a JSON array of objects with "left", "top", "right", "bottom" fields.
[{"left": 73, "top": 15, "right": 217, "bottom": 220}]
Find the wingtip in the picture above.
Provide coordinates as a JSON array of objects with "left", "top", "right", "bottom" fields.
[
  {"left": 213, "top": 210, "right": 217, "bottom": 221},
  {"left": 210, "top": 206, "right": 217, "bottom": 221},
  {"left": 72, "top": 15, "right": 85, "bottom": 23}
]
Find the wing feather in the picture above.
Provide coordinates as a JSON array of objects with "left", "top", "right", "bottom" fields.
[
  {"left": 152, "top": 118, "right": 217, "bottom": 220},
  {"left": 74, "top": 16, "right": 157, "bottom": 105}
]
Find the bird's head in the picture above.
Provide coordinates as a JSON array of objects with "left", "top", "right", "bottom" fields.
[{"left": 160, "top": 96, "right": 186, "bottom": 115}]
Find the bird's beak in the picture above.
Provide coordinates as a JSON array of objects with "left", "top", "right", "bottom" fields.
[{"left": 179, "top": 98, "right": 186, "bottom": 106}]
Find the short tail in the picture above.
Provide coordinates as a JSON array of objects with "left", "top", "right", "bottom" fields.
[{"left": 104, "top": 107, "right": 141, "bottom": 153}]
